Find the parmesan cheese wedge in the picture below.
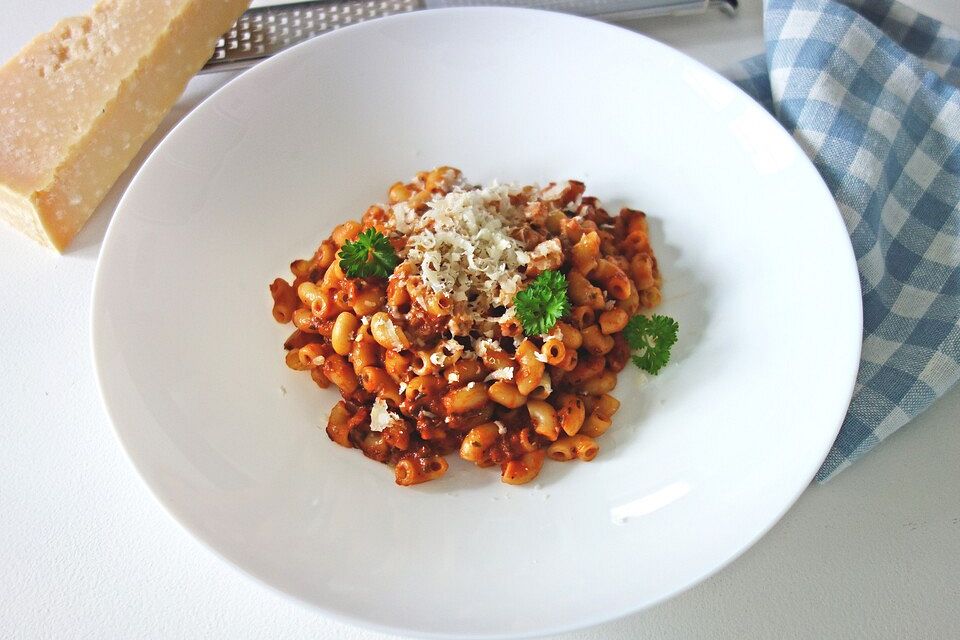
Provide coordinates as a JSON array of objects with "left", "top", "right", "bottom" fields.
[{"left": 0, "top": 0, "right": 250, "bottom": 251}]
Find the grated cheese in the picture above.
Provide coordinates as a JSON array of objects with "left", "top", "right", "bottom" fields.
[
  {"left": 495, "top": 420, "right": 507, "bottom": 435},
  {"left": 527, "top": 238, "right": 563, "bottom": 273},
  {"left": 391, "top": 201, "right": 415, "bottom": 234},
  {"left": 399, "top": 184, "right": 533, "bottom": 335},
  {"left": 484, "top": 366, "right": 514, "bottom": 382},
  {"left": 473, "top": 338, "right": 498, "bottom": 358},
  {"left": 443, "top": 339, "right": 465, "bottom": 361},
  {"left": 369, "top": 398, "right": 397, "bottom": 433}
]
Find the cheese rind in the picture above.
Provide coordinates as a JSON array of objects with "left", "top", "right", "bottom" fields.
[{"left": 0, "top": 0, "right": 250, "bottom": 251}]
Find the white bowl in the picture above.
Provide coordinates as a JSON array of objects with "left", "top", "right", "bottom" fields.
[{"left": 92, "top": 8, "right": 862, "bottom": 638}]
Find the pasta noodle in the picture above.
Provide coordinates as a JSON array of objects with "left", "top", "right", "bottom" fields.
[{"left": 268, "top": 168, "right": 664, "bottom": 485}]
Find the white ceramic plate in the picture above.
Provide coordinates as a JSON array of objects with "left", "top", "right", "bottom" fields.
[{"left": 92, "top": 8, "right": 862, "bottom": 639}]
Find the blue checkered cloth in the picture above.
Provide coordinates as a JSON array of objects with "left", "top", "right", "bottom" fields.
[{"left": 730, "top": 0, "right": 960, "bottom": 481}]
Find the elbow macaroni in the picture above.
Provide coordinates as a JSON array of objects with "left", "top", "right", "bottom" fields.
[{"left": 268, "top": 168, "right": 663, "bottom": 486}]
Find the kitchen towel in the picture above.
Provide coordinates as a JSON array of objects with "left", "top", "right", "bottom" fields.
[{"left": 732, "top": 0, "right": 960, "bottom": 480}]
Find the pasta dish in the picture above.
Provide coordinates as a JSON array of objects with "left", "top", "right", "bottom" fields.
[{"left": 269, "top": 167, "right": 677, "bottom": 486}]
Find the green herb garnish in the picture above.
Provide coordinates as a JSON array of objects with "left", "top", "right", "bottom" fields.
[
  {"left": 338, "top": 228, "right": 399, "bottom": 278},
  {"left": 514, "top": 270, "right": 571, "bottom": 336},
  {"left": 624, "top": 314, "right": 679, "bottom": 375}
]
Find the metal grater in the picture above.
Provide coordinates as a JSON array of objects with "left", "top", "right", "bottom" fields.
[
  {"left": 203, "top": 0, "right": 422, "bottom": 73},
  {"left": 202, "top": 0, "right": 736, "bottom": 73}
]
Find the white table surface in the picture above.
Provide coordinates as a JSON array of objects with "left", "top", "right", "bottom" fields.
[{"left": 2, "top": 1, "right": 958, "bottom": 638}]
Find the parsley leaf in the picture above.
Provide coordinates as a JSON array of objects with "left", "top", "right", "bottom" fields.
[
  {"left": 624, "top": 314, "right": 679, "bottom": 375},
  {"left": 338, "top": 228, "right": 399, "bottom": 278},
  {"left": 514, "top": 270, "right": 571, "bottom": 336}
]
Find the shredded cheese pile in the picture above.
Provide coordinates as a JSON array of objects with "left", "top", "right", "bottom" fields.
[{"left": 392, "top": 184, "right": 539, "bottom": 335}]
